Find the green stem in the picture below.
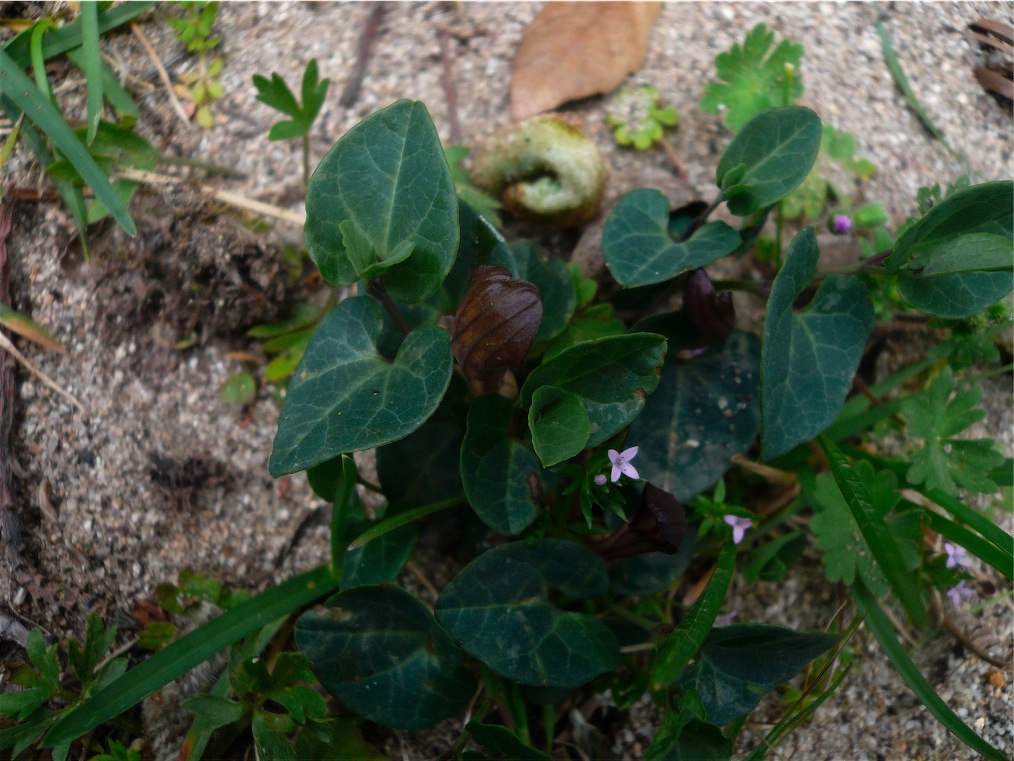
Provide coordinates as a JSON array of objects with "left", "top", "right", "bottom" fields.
[
  {"left": 602, "top": 598, "right": 659, "bottom": 631},
  {"left": 543, "top": 703, "right": 555, "bottom": 755},
  {"left": 711, "top": 278, "right": 771, "bottom": 298},
  {"left": 680, "top": 195, "right": 723, "bottom": 242},
  {"left": 330, "top": 455, "right": 357, "bottom": 579},
  {"left": 347, "top": 498, "right": 463, "bottom": 549},
  {"left": 302, "top": 132, "right": 311, "bottom": 191},
  {"left": 509, "top": 681, "right": 530, "bottom": 746}
]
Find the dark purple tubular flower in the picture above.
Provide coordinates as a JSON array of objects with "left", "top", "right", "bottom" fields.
[
  {"left": 684, "top": 269, "right": 735, "bottom": 348},
  {"left": 590, "top": 483, "right": 689, "bottom": 562}
]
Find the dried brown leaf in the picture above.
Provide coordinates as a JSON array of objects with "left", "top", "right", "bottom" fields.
[{"left": 511, "top": 1, "right": 662, "bottom": 121}]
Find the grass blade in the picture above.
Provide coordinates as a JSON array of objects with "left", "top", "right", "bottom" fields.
[
  {"left": 913, "top": 504, "right": 1013, "bottom": 581},
  {"left": 2, "top": 2, "right": 157, "bottom": 69},
  {"left": 0, "top": 48, "right": 136, "bottom": 235},
  {"left": 877, "top": 22, "right": 961, "bottom": 162},
  {"left": 42, "top": 565, "right": 340, "bottom": 747},
  {"left": 330, "top": 455, "right": 356, "bottom": 578},
  {"left": 79, "top": 1, "right": 102, "bottom": 144},
  {"left": 347, "top": 497, "right": 463, "bottom": 550},
  {"left": 819, "top": 437, "right": 928, "bottom": 627},
  {"left": 853, "top": 582, "right": 1005, "bottom": 760},
  {"left": 651, "top": 541, "right": 737, "bottom": 690}
]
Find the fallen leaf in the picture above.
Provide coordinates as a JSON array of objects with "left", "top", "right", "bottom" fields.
[{"left": 511, "top": 2, "right": 662, "bottom": 121}]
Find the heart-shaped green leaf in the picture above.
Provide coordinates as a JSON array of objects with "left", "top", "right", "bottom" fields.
[
  {"left": 716, "top": 106, "right": 822, "bottom": 216},
  {"left": 521, "top": 334, "right": 667, "bottom": 447},
  {"left": 630, "top": 330, "right": 760, "bottom": 501},
  {"left": 270, "top": 296, "right": 452, "bottom": 476},
  {"left": 910, "top": 233, "right": 1013, "bottom": 277},
  {"left": 508, "top": 241, "right": 577, "bottom": 342},
  {"left": 602, "top": 189, "right": 741, "bottom": 287},
  {"left": 460, "top": 394, "right": 550, "bottom": 535},
  {"left": 528, "top": 386, "right": 591, "bottom": 468},
  {"left": 761, "top": 228, "right": 874, "bottom": 460},
  {"left": 884, "top": 180, "right": 1013, "bottom": 271},
  {"left": 677, "top": 624, "right": 837, "bottom": 726},
  {"left": 436, "top": 540, "right": 618, "bottom": 687},
  {"left": 897, "top": 270, "right": 1013, "bottom": 319},
  {"left": 295, "top": 585, "right": 475, "bottom": 730},
  {"left": 304, "top": 100, "right": 459, "bottom": 303},
  {"left": 465, "top": 722, "right": 552, "bottom": 761}
]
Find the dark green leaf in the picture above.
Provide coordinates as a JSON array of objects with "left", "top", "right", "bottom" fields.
[
  {"left": 602, "top": 189, "right": 740, "bottom": 287},
  {"left": 304, "top": 100, "right": 458, "bottom": 303},
  {"left": 436, "top": 540, "right": 618, "bottom": 687},
  {"left": 528, "top": 386, "right": 590, "bottom": 468},
  {"left": 819, "top": 438, "right": 927, "bottom": 627},
  {"left": 897, "top": 270, "right": 1012, "bottom": 319},
  {"left": 79, "top": 1, "right": 102, "bottom": 144},
  {"left": 885, "top": 181, "right": 1013, "bottom": 271},
  {"left": 715, "top": 107, "right": 822, "bottom": 216},
  {"left": 269, "top": 296, "right": 452, "bottom": 476},
  {"left": 677, "top": 624, "right": 837, "bottom": 725},
  {"left": 460, "top": 394, "right": 548, "bottom": 535},
  {"left": 610, "top": 528, "right": 698, "bottom": 597},
  {"left": 251, "top": 714, "right": 297, "bottom": 761},
  {"left": 296, "top": 585, "right": 476, "bottom": 729},
  {"left": 520, "top": 333, "right": 667, "bottom": 447},
  {"left": 0, "top": 48, "right": 136, "bottom": 234},
  {"left": 853, "top": 582, "right": 1005, "bottom": 761},
  {"left": 911, "top": 233, "right": 1012, "bottom": 277},
  {"left": 182, "top": 695, "right": 245, "bottom": 734},
  {"left": 507, "top": 241, "right": 577, "bottom": 341},
  {"left": 630, "top": 330, "right": 760, "bottom": 501},
  {"left": 742, "top": 530, "right": 807, "bottom": 583},
  {"left": 761, "top": 228, "right": 874, "bottom": 460},
  {"left": 541, "top": 304, "right": 627, "bottom": 362},
  {"left": 652, "top": 542, "right": 736, "bottom": 690},
  {"left": 465, "top": 722, "right": 552, "bottom": 761},
  {"left": 644, "top": 713, "right": 732, "bottom": 761}
]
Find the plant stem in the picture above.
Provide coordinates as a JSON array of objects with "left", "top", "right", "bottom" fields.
[
  {"left": 509, "top": 681, "right": 530, "bottom": 745},
  {"left": 680, "top": 195, "right": 723, "bottom": 242},
  {"left": 711, "top": 278, "right": 771, "bottom": 298},
  {"left": 816, "top": 249, "right": 894, "bottom": 279},
  {"left": 658, "top": 136, "right": 687, "bottom": 181},
  {"left": 543, "top": 703, "right": 555, "bottom": 755},
  {"left": 301, "top": 132, "right": 311, "bottom": 191},
  {"left": 368, "top": 278, "right": 412, "bottom": 336}
]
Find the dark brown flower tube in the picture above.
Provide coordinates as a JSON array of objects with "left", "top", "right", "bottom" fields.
[
  {"left": 684, "top": 268, "right": 735, "bottom": 347},
  {"left": 591, "top": 483, "right": 689, "bottom": 562},
  {"left": 452, "top": 265, "right": 542, "bottom": 381}
]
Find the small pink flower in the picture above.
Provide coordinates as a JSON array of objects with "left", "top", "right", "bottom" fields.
[
  {"left": 944, "top": 542, "right": 971, "bottom": 569},
  {"left": 947, "top": 581, "right": 975, "bottom": 608},
  {"left": 723, "top": 515, "right": 753, "bottom": 544},
  {"left": 594, "top": 474, "right": 608, "bottom": 486},
  {"left": 831, "top": 214, "right": 852, "bottom": 234},
  {"left": 608, "top": 447, "right": 639, "bottom": 483}
]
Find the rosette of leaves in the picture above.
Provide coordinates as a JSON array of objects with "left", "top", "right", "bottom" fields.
[{"left": 606, "top": 84, "right": 678, "bottom": 149}]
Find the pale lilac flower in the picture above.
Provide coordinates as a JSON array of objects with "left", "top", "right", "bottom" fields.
[
  {"left": 715, "top": 610, "right": 738, "bottom": 627},
  {"left": 831, "top": 214, "right": 852, "bottom": 234},
  {"left": 608, "top": 447, "right": 639, "bottom": 483},
  {"left": 594, "top": 474, "right": 608, "bottom": 487},
  {"left": 944, "top": 542, "right": 971, "bottom": 569},
  {"left": 947, "top": 580, "right": 975, "bottom": 608},
  {"left": 724, "top": 515, "right": 753, "bottom": 544}
]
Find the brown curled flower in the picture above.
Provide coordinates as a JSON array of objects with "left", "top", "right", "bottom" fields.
[
  {"left": 590, "top": 482, "right": 689, "bottom": 562},
  {"left": 451, "top": 265, "right": 542, "bottom": 381},
  {"left": 684, "top": 268, "right": 735, "bottom": 347}
]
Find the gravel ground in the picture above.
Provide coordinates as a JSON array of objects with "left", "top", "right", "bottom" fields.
[{"left": 1, "top": 2, "right": 1011, "bottom": 759}]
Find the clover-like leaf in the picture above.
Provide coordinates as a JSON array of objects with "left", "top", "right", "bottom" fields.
[
  {"left": 436, "top": 540, "right": 618, "bottom": 687},
  {"left": 677, "top": 624, "right": 837, "bottom": 726},
  {"left": 716, "top": 107, "right": 822, "bottom": 216},
  {"left": 460, "top": 394, "right": 550, "bottom": 535},
  {"left": 304, "top": 100, "right": 458, "bottom": 303},
  {"left": 270, "top": 296, "right": 452, "bottom": 476},
  {"left": 761, "top": 228, "right": 874, "bottom": 460},
  {"left": 521, "top": 333, "right": 667, "bottom": 447},
  {"left": 602, "top": 189, "right": 740, "bottom": 287},
  {"left": 630, "top": 330, "right": 760, "bottom": 500},
  {"left": 296, "top": 585, "right": 476, "bottom": 730}
]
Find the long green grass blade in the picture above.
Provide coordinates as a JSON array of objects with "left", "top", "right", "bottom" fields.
[
  {"left": 2, "top": 2, "right": 157, "bottom": 69},
  {"left": 651, "top": 541, "right": 737, "bottom": 690},
  {"left": 0, "top": 48, "right": 136, "bottom": 235},
  {"left": 42, "top": 564, "right": 340, "bottom": 747},
  {"left": 347, "top": 497, "right": 463, "bottom": 550},
  {"left": 914, "top": 505, "right": 1013, "bottom": 580},
  {"left": 877, "top": 22, "right": 961, "bottom": 162},
  {"left": 820, "top": 437, "right": 928, "bottom": 627},
  {"left": 330, "top": 455, "right": 356, "bottom": 578},
  {"left": 79, "top": 1, "right": 103, "bottom": 144},
  {"left": 853, "top": 582, "right": 1005, "bottom": 760}
]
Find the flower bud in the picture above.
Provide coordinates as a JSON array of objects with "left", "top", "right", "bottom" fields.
[
  {"left": 683, "top": 269, "right": 735, "bottom": 347},
  {"left": 452, "top": 266, "right": 542, "bottom": 381},
  {"left": 590, "top": 483, "right": 688, "bottom": 562}
]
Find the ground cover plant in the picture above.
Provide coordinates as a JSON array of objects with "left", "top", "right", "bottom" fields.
[{"left": 0, "top": 14, "right": 1011, "bottom": 761}]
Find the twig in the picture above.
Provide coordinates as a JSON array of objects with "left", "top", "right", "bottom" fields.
[
  {"left": 405, "top": 560, "right": 440, "bottom": 600},
  {"left": 0, "top": 194, "right": 22, "bottom": 555},
  {"left": 340, "top": 3, "right": 386, "bottom": 108},
  {"left": 438, "top": 27, "right": 462, "bottom": 145},
  {"left": 131, "top": 22, "right": 192, "bottom": 128},
  {"left": 368, "top": 279, "right": 412, "bottom": 336},
  {"left": 114, "top": 166, "right": 306, "bottom": 225},
  {"left": 658, "top": 136, "right": 688, "bottom": 181},
  {"left": 731, "top": 454, "right": 797, "bottom": 485},
  {"left": 942, "top": 617, "right": 1007, "bottom": 669},
  {"left": 0, "top": 332, "right": 86, "bottom": 415}
]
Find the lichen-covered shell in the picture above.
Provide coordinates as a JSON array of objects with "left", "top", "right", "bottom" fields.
[{"left": 452, "top": 266, "right": 543, "bottom": 381}]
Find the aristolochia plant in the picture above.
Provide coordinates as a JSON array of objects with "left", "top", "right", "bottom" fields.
[{"left": 21, "top": 32, "right": 1012, "bottom": 761}]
